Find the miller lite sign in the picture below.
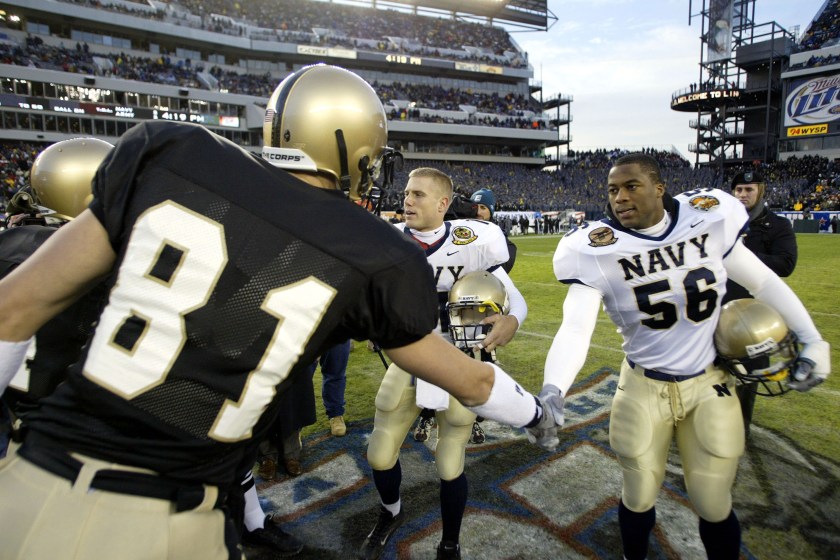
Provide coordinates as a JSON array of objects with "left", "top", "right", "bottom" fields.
[{"left": 785, "top": 73, "right": 840, "bottom": 126}]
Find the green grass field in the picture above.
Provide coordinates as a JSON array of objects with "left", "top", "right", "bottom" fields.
[{"left": 308, "top": 232, "right": 840, "bottom": 462}]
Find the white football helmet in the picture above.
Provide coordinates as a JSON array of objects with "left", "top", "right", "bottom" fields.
[
  {"left": 261, "top": 64, "right": 396, "bottom": 206},
  {"left": 447, "top": 271, "right": 509, "bottom": 351},
  {"left": 30, "top": 137, "right": 114, "bottom": 220},
  {"left": 714, "top": 299, "right": 799, "bottom": 396}
]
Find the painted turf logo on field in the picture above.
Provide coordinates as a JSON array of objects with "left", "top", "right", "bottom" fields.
[{"left": 255, "top": 368, "right": 840, "bottom": 559}]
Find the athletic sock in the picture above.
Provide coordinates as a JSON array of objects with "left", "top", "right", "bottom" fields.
[
  {"left": 372, "top": 461, "right": 402, "bottom": 511},
  {"left": 241, "top": 472, "right": 267, "bottom": 532},
  {"left": 699, "top": 510, "right": 741, "bottom": 560},
  {"left": 618, "top": 499, "right": 655, "bottom": 560},
  {"left": 440, "top": 473, "right": 468, "bottom": 543}
]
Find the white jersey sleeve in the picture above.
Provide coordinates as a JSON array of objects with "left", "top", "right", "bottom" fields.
[
  {"left": 725, "top": 242, "right": 823, "bottom": 344},
  {"left": 492, "top": 267, "right": 527, "bottom": 328},
  {"left": 543, "top": 283, "right": 602, "bottom": 394}
]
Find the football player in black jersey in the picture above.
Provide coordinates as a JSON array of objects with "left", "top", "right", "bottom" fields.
[
  {"left": 0, "top": 138, "right": 304, "bottom": 558},
  {"left": 0, "top": 64, "right": 557, "bottom": 560},
  {"left": 0, "top": 138, "right": 113, "bottom": 465}
]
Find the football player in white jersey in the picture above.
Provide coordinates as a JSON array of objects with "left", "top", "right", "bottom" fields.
[
  {"left": 360, "top": 167, "right": 528, "bottom": 560},
  {"left": 534, "top": 153, "right": 830, "bottom": 560}
]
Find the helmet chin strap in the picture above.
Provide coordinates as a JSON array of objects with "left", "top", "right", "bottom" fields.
[
  {"left": 334, "top": 127, "right": 404, "bottom": 217},
  {"left": 334, "top": 129, "right": 351, "bottom": 195}
]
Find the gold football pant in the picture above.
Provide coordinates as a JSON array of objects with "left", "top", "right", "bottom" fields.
[
  {"left": 367, "top": 363, "right": 475, "bottom": 481},
  {"left": 609, "top": 359, "right": 745, "bottom": 522},
  {"left": 0, "top": 448, "right": 238, "bottom": 560}
]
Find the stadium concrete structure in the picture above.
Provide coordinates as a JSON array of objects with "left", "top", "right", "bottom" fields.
[
  {"left": 671, "top": 0, "right": 840, "bottom": 168},
  {"left": 0, "top": 0, "right": 571, "bottom": 171}
]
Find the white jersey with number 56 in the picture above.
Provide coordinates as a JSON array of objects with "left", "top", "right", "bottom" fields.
[{"left": 553, "top": 188, "right": 748, "bottom": 375}]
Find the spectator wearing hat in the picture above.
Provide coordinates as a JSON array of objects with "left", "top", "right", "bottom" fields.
[
  {"left": 722, "top": 170, "right": 798, "bottom": 437},
  {"left": 470, "top": 188, "right": 517, "bottom": 273}
]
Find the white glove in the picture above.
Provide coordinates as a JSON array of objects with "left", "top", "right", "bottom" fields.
[
  {"left": 1, "top": 338, "right": 33, "bottom": 395},
  {"left": 788, "top": 339, "right": 830, "bottom": 392},
  {"left": 525, "top": 385, "right": 565, "bottom": 451}
]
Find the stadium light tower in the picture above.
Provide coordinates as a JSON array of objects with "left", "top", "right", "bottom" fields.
[{"left": 672, "top": 0, "right": 795, "bottom": 172}]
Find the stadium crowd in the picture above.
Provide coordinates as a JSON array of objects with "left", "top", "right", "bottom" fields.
[
  {"left": 58, "top": 0, "right": 526, "bottom": 68},
  {"left": 3, "top": 142, "right": 838, "bottom": 223},
  {"left": 788, "top": 0, "right": 840, "bottom": 70},
  {"left": 0, "top": 40, "right": 541, "bottom": 125},
  {"left": 797, "top": 0, "right": 840, "bottom": 52},
  {"left": 55, "top": 0, "right": 840, "bottom": 73},
  {"left": 398, "top": 148, "right": 839, "bottom": 216}
]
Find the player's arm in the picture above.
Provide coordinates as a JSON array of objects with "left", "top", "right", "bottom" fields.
[
  {"left": 479, "top": 266, "right": 527, "bottom": 351},
  {"left": 519, "top": 282, "right": 602, "bottom": 450},
  {"left": 543, "top": 283, "right": 602, "bottom": 396},
  {"left": 724, "top": 242, "right": 830, "bottom": 387},
  {"left": 384, "top": 332, "right": 543, "bottom": 428},
  {"left": 0, "top": 209, "right": 114, "bottom": 341}
]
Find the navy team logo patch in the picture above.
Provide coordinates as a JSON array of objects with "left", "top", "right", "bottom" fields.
[
  {"left": 689, "top": 195, "right": 720, "bottom": 211},
  {"left": 452, "top": 225, "right": 478, "bottom": 245},
  {"left": 588, "top": 226, "right": 618, "bottom": 247}
]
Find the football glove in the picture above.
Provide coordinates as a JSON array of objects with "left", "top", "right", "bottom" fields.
[
  {"left": 525, "top": 385, "right": 565, "bottom": 451},
  {"left": 788, "top": 339, "right": 830, "bottom": 392}
]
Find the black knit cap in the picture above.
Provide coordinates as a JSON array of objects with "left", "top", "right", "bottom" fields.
[{"left": 730, "top": 170, "right": 765, "bottom": 190}]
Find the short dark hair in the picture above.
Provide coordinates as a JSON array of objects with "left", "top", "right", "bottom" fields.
[{"left": 613, "top": 153, "right": 662, "bottom": 184}]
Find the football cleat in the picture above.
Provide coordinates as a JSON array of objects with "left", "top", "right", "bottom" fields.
[
  {"left": 358, "top": 506, "right": 404, "bottom": 560},
  {"left": 242, "top": 514, "right": 304, "bottom": 557},
  {"left": 413, "top": 415, "right": 435, "bottom": 442},
  {"left": 436, "top": 540, "right": 462, "bottom": 560},
  {"left": 469, "top": 420, "right": 486, "bottom": 444}
]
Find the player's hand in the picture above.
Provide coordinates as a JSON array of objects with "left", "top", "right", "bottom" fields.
[
  {"left": 788, "top": 340, "right": 830, "bottom": 392},
  {"left": 525, "top": 385, "right": 565, "bottom": 451},
  {"left": 478, "top": 314, "right": 519, "bottom": 351}
]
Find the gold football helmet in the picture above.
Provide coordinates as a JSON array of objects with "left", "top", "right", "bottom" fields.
[
  {"left": 447, "top": 271, "right": 509, "bottom": 351},
  {"left": 30, "top": 137, "right": 114, "bottom": 220},
  {"left": 714, "top": 299, "right": 799, "bottom": 396},
  {"left": 261, "top": 64, "right": 392, "bottom": 203}
]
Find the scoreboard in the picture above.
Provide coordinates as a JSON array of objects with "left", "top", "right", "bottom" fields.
[{"left": 0, "top": 93, "right": 241, "bottom": 128}]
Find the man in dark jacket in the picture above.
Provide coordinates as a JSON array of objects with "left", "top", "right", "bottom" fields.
[{"left": 722, "top": 170, "right": 798, "bottom": 436}]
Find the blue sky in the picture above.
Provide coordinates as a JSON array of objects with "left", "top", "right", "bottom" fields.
[{"left": 510, "top": 0, "right": 825, "bottom": 159}]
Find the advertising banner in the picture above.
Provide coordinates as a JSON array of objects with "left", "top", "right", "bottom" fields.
[
  {"left": 785, "top": 73, "right": 840, "bottom": 126},
  {"left": 786, "top": 123, "right": 828, "bottom": 137},
  {"left": 707, "top": 0, "right": 734, "bottom": 62}
]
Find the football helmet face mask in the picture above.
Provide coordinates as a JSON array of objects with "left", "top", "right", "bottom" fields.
[
  {"left": 30, "top": 137, "right": 114, "bottom": 220},
  {"left": 261, "top": 64, "right": 398, "bottom": 208},
  {"left": 714, "top": 299, "right": 799, "bottom": 396},
  {"left": 447, "top": 271, "right": 509, "bottom": 351}
]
